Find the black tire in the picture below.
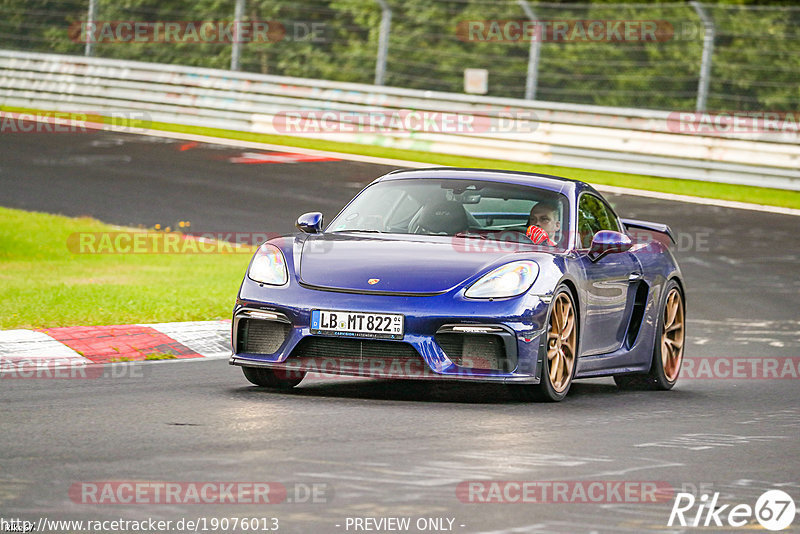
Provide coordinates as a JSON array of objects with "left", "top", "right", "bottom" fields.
[
  {"left": 614, "top": 280, "right": 685, "bottom": 391},
  {"left": 242, "top": 366, "right": 306, "bottom": 389},
  {"left": 512, "top": 285, "right": 578, "bottom": 402}
]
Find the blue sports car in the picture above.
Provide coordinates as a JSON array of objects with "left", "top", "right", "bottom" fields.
[{"left": 230, "top": 168, "right": 685, "bottom": 401}]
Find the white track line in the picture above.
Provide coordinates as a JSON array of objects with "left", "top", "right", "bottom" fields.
[{"left": 594, "top": 184, "right": 800, "bottom": 216}]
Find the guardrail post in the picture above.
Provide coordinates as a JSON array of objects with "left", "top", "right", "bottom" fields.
[
  {"left": 374, "top": 0, "right": 392, "bottom": 85},
  {"left": 517, "top": 0, "right": 541, "bottom": 100},
  {"left": 230, "top": 0, "right": 246, "bottom": 71},
  {"left": 84, "top": 0, "right": 97, "bottom": 57},
  {"left": 691, "top": 1, "right": 715, "bottom": 112}
]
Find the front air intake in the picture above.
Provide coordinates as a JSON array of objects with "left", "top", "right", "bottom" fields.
[
  {"left": 237, "top": 319, "right": 291, "bottom": 355},
  {"left": 436, "top": 333, "right": 509, "bottom": 371},
  {"left": 287, "top": 337, "right": 436, "bottom": 378}
]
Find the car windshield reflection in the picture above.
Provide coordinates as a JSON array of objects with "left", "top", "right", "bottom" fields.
[{"left": 327, "top": 178, "right": 570, "bottom": 250}]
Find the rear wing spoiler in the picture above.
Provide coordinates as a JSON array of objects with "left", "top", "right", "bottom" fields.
[{"left": 620, "top": 218, "right": 676, "bottom": 245}]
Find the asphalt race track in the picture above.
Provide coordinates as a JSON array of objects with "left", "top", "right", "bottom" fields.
[{"left": 2, "top": 130, "right": 799, "bottom": 533}]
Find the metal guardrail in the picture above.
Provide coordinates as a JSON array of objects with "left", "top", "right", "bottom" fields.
[{"left": 1, "top": 50, "right": 798, "bottom": 190}]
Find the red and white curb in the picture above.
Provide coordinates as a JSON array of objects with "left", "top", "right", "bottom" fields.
[{"left": 0, "top": 321, "right": 231, "bottom": 376}]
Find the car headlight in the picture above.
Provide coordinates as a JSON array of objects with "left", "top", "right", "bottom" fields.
[
  {"left": 247, "top": 244, "right": 288, "bottom": 285},
  {"left": 465, "top": 261, "right": 539, "bottom": 299}
]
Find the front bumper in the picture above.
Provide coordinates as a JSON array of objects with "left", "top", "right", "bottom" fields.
[{"left": 230, "top": 282, "right": 550, "bottom": 384}]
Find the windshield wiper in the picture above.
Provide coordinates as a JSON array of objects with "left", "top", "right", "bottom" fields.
[
  {"left": 454, "top": 232, "right": 488, "bottom": 240},
  {"left": 334, "top": 229, "right": 385, "bottom": 234}
]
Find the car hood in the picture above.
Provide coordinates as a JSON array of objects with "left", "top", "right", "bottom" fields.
[{"left": 297, "top": 233, "right": 544, "bottom": 294}]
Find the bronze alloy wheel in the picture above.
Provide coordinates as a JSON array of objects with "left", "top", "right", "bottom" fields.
[
  {"left": 547, "top": 292, "right": 577, "bottom": 393},
  {"left": 661, "top": 287, "right": 685, "bottom": 382},
  {"left": 614, "top": 280, "right": 685, "bottom": 391}
]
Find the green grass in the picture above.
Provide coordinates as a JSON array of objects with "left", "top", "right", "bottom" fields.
[
  {"left": 143, "top": 353, "right": 178, "bottom": 360},
  {"left": 4, "top": 105, "right": 799, "bottom": 209},
  {"left": 0, "top": 206, "right": 251, "bottom": 329}
]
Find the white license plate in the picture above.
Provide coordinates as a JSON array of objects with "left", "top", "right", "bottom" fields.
[{"left": 310, "top": 310, "right": 404, "bottom": 339}]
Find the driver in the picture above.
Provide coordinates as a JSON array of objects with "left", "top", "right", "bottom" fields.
[{"left": 526, "top": 201, "right": 560, "bottom": 246}]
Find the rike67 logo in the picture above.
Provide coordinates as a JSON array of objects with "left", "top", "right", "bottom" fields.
[{"left": 669, "top": 489, "right": 796, "bottom": 531}]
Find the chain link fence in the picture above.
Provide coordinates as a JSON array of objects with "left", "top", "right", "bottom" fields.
[{"left": 1, "top": 0, "right": 798, "bottom": 112}]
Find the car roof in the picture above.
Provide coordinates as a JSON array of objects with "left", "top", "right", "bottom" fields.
[{"left": 375, "top": 167, "right": 596, "bottom": 197}]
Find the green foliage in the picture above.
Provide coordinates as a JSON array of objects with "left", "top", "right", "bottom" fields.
[{"left": 0, "top": 0, "right": 797, "bottom": 110}]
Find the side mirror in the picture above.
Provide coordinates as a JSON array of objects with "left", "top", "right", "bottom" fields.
[
  {"left": 296, "top": 212, "right": 323, "bottom": 234},
  {"left": 588, "top": 230, "right": 632, "bottom": 261}
]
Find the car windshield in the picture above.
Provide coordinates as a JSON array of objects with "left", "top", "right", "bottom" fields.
[{"left": 327, "top": 178, "right": 570, "bottom": 250}]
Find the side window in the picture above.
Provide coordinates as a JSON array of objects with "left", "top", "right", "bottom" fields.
[{"left": 577, "top": 194, "right": 621, "bottom": 248}]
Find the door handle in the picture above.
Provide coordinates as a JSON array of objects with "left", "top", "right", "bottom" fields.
[{"left": 628, "top": 272, "right": 643, "bottom": 281}]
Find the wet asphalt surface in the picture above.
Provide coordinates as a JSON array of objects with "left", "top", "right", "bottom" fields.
[{"left": 1, "top": 130, "right": 798, "bottom": 533}]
